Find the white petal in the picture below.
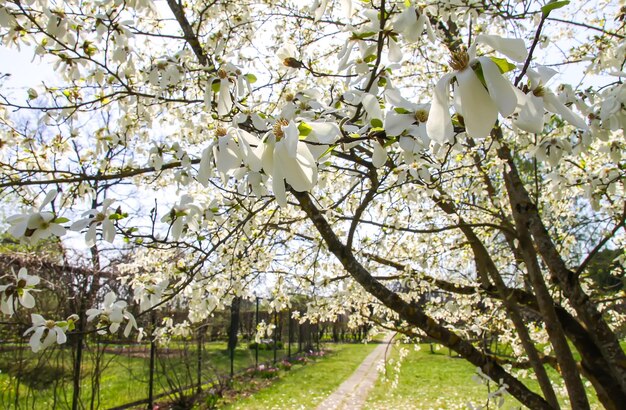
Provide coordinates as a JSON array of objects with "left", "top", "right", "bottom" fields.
[
  {"left": 393, "top": 7, "right": 421, "bottom": 43},
  {"left": 479, "top": 57, "right": 517, "bottom": 117},
  {"left": 543, "top": 92, "right": 588, "bottom": 129},
  {"left": 283, "top": 144, "right": 318, "bottom": 192},
  {"left": 372, "top": 141, "right": 387, "bottom": 168},
  {"left": 197, "top": 145, "right": 215, "bottom": 186},
  {"left": 514, "top": 92, "right": 545, "bottom": 133},
  {"left": 109, "top": 322, "right": 121, "bottom": 333},
  {"left": 456, "top": 67, "right": 498, "bottom": 138},
  {"left": 31, "top": 314, "right": 46, "bottom": 326},
  {"left": 340, "top": 0, "right": 352, "bottom": 18},
  {"left": 309, "top": 122, "right": 340, "bottom": 144},
  {"left": 55, "top": 328, "right": 66, "bottom": 344},
  {"left": 272, "top": 167, "right": 288, "bottom": 207},
  {"left": 19, "top": 292, "right": 36, "bottom": 309},
  {"left": 426, "top": 73, "right": 455, "bottom": 144},
  {"left": 42, "top": 328, "right": 56, "bottom": 348},
  {"left": 70, "top": 218, "right": 91, "bottom": 231},
  {"left": 476, "top": 34, "right": 528, "bottom": 62},
  {"left": 29, "top": 327, "right": 44, "bottom": 352},
  {"left": 49, "top": 223, "right": 67, "bottom": 237},
  {"left": 388, "top": 38, "right": 403, "bottom": 63},
  {"left": 283, "top": 122, "right": 300, "bottom": 158},
  {"left": 217, "top": 79, "right": 232, "bottom": 116},
  {"left": 384, "top": 112, "right": 415, "bottom": 136},
  {"left": 103, "top": 220, "right": 115, "bottom": 243},
  {"left": 362, "top": 93, "right": 383, "bottom": 121},
  {"left": 314, "top": 0, "right": 329, "bottom": 21},
  {"left": 39, "top": 190, "right": 58, "bottom": 210}
]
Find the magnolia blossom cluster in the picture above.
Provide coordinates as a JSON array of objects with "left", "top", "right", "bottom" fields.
[
  {"left": 0, "top": 267, "right": 139, "bottom": 351},
  {"left": 86, "top": 292, "right": 138, "bottom": 337},
  {"left": 426, "top": 35, "right": 588, "bottom": 143},
  {"left": 0, "top": 268, "right": 40, "bottom": 316}
]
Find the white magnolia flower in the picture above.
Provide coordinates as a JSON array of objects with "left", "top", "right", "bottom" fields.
[
  {"left": 207, "top": 63, "right": 246, "bottom": 117},
  {"left": 392, "top": 5, "right": 435, "bottom": 44},
  {"left": 303, "top": 121, "right": 341, "bottom": 159},
  {"left": 70, "top": 198, "right": 117, "bottom": 247},
  {"left": 514, "top": 66, "right": 588, "bottom": 133},
  {"left": 134, "top": 279, "right": 169, "bottom": 312},
  {"left": 262, "top": 119, "right": 318, "bottom": 206},
  {"left": 87, "top": 291, "right": 137, "bottom": 337},
  {"left": 0, "top": 268, "right": 40, "bottom": 316},
  {"left": 426, "top": 35, "right": 528, "bottom": 142},
  {"left": 24, "top": 314, "right": 68, "bottom": 352},
  {"left": 277, "top": 43, "right": 302, "bottom": 70},
  {"left": 7, "top": 190, "right": 67, "bottom": 243},
  {"left": 161, "top": 195, "right": 201, "bottom": 240}
]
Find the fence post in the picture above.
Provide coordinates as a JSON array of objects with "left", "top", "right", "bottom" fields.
[
  {"left": 273, "top": 311, "right": 278, "bottom": 363},
  {"left": 148, "top": 311, "right": 157, "bottom": 410},
  {"left": 196, "top": 324, "right": 203, "bottom": 394},
  {"left": 288, "top": 308, "right": 292, "bottom": 358},
  {"left": 255, "top": 296, "right": 260, "bottom": 368},
  {"left": 71, "top": 312, "right": 85, "bottom": 410},
  {"left": 228, "top": 296, "right": 241, "bottom": 378}
]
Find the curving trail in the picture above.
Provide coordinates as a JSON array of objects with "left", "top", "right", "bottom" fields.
[{"left": 316, "top": 333, "right": 394, "bottom": 410}]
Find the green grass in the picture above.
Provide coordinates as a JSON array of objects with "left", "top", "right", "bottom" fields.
[
  {"left": 365, "top": 343, "right": 603, "bottom": 410},
  {"left": 0, "top": 340, "right": 287, "bottom": 409},
  {"left": 224, "top": 342, "right": 377, "bottom": 410}
]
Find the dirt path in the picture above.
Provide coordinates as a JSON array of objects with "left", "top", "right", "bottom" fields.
[{"left": 316, "top": 333, "right": 394, "bottom": 410}]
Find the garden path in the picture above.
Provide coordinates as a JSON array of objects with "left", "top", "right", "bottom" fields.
[{"left": 315, "top": 332, "right": 394, "bottom": 410}]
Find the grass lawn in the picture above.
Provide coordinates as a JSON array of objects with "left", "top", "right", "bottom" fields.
[
  {"left": 365, "top": 343, "right": 603, "bottom": 410},
  {"left": 0, "top": 340, "right": 284, "bottom": 409},
  {"left": 224, "top": 342, "right": 377, "bottom": 410}
]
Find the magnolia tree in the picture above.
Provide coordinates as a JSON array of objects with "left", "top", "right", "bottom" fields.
[{"left": 1, "top": 0, "right": 625, "bottom": 408}]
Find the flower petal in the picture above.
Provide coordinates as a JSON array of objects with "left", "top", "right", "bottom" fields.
[
  {"left": 372, "top": 141, "right": 387, "bottom": 168},
  {"left": 476, "top": 34, "right": 528, "bottom": 62},
  {"left": 362, "top": 93, "right": 383, "bottom": 122},
  {"left": 514, "top": 92, "right": 545, "bottom": 133},
  {"left": 426, "top": 73, "right": 455, "bottom": 144},
  {"left": 543, "top": 92, "right": 588, "bottom": 129},
  {"left": 456, "top": 67, "right": 498, "bottom": 138},
  {"left": 479, "top": 57, "right": 517, "bottom": 117}
]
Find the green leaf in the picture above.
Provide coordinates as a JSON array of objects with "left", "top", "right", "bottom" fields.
[
  {"left": 211, "top": 80, "right": 220, "bottom": 92},
  {"left": 52, "top": 217, "right": 70, "bottom": 224},
  {"left": 541, "top": 0, "right": 569, "bottom": 16},
  {"left": 108, "top": 212, "right": 127, "bottom": 221},
  {"left": 246, "top": 74, "right": 257, "bottom": 83},
  {"left": 394, "top": 107, "right": 412, "bottom": 114},
  {"left": 298, "top": 122, "right": 313, "bottom": 137},
  {"left": 489, "top": 57, "right": 516, "bottom": 73},
  {"left": 364, "top": 54, "right": 377, "bottom": 63},
  {"left": 370, "top": 118, "right": 383, "bottom": 128}
]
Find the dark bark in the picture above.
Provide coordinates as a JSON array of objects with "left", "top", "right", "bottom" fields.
[
  {"left": 292, "top": 189, "right": 553, "bottom": 410},
  {"left": 497, "top": 141, "right": 626, "bottom": 395}
]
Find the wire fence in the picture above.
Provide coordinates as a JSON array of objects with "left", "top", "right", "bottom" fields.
[{"left": 0, "top": 300, "right": 369, "bottom": 410}]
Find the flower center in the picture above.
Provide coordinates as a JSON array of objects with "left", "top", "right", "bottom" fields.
[
  {"left": 273, "top": 119, "right": 289, "bottom": 141},
  {"left": 449, "top": 48, "right": 470, "bottom": 71},
  {"left": 415, "top": 109, "right": 429, "bottom": 123},
  {"left": 45, "top": 320, "right": 56, "bottom": 329},
  {"left": 217, "top": 69, "right": 228, "bottom": 79},
  {"left": 533, "top": 85, "right": 545, "bottom": 97},
  {"left": 215, "top": 127, "right": 228, "bottom": 137}
]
